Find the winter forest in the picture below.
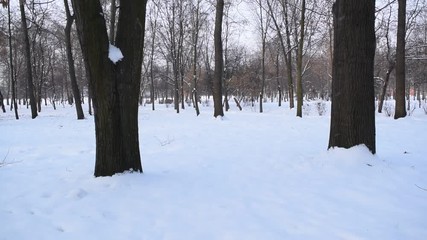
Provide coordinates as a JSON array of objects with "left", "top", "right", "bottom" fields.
[{"left": 1, "top": 0, "right": 427, "bottom": 239}]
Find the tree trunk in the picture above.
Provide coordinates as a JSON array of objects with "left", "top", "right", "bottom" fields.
[
  {"left": 109, "top": 0, "right": 116, "bottom": 44},
  {"left": 72, "top": 0, "right": 147, "bottom": 177},
  {"left": 64, "top": 0, "right": 84, "bottom": 120},
  {"left": 378, "top": 62, "right": 395, "bottom": 113},
  {"left": 296, "top": 0, "right": 305, "bottom": 117},
  {"left": 328, "top": 0, "right": 376, "bottom": 154},
  {"left": 282, "top": 0, "right": 295, "bottom": 109},
  {"left": 213, "top": 0, "right": 224, "bottom": 117},
  {"left": 19, "top": 0, "right": 37, "bottom": 119},
  {"left": 8, "top": 1, "right": 19, "bottom": 119},
  {"left": 394, "top": 0, "right": 407, "bottom": 119},
  {"left": 192, "top": 0, "right": 201, "bottom": 116},
  {"left": 0, "top": 90, "right": 5, "bottom": 113}
]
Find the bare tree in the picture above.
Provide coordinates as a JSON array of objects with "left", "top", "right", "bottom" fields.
[
  {"left": 6, "top": 0, "right": 19, "bottom": 119},
  {"left": 213, "top": 0, "right": 224, "bottom": 117},
  {"left": 296, "top": 0, "right": 306, "bottom": 117},
  {"left": 19, "top": 0, "right": 37, "bottom": 118},
  {"left": 71, "top": 0, "right": 147, "bottom": 177},
  {"left": 64, "top": 0, "right": 84, "bottom": 119},
  {"left": 377, "top": 5, "right": 396, "bottom": 114},
  {"left": 394, "top": 0, "right": 407, "bottom": 119}
]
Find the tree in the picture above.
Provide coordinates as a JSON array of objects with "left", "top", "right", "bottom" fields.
[
  {"left": 213, "top": 0, "right": 224, "bottom": 117},
  {"left": 71, "top": 0, "right": 147, "bottom": 177},
  {"left": 255, "top": 0, "right": 271, "bottom": 113},
  {"left": 394, "top": 0, "right": 407, "bottom": 119},
  {"left": 295, "top": 0, "right": 306, "bottom": 117},
  {"left": 19, "top": 0, "right": 38, "bottom": 119},
  {"left": 377, "top": 5, "right": 396, "bottom": 114},
  {"left": 190, "top": 0, "right": 202, "bottom": 116},
  {"left": 328, "top": 0, "right": 376, "bottom": 153},
  {"left": 64, "top": 0, "right": 84, "bottom": 120},
  {"left": 6, "top": 0, "right": 19, "bottom": 119}
]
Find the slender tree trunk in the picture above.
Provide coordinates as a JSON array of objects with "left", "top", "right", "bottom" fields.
[
  {"left": 282, "top": 0, "right": 294, "bottom": 109},
  {"left": 0, "top": 91, "right": 5, "bottom": 113},
  {"left": 394, "top": 0, "right": 407, "bottom": 119},
  {"left": 72, "top": 0, "right": 147, "bottom": 177},
  {"left": 296, "top": 0, "right": 305, "bottom": 117},
  {"left": 8, "top": 1, "right": 19, "bottom": 119},
  {"left": 328, "top": 0, "right": 376, "bottom": 154},
  {"left": 64, "top": 0, "right": 84, "bottom": 119},
  {"left": 213, "top": 0, "right": 224, "bottom": 117},
  {"left": 149, "top": 13, "right": 157, "bottom": 111},
  {"left": 378, "top": 62, "right": 395, "bottom": 113},
  {"left": 19, "top": 0, "right": 37, "bottom": 119},
  {"left": 258, "top": 1, "right": 267, "bottom": 113},
  {"left": 192, "top": 0, "right": 201, "bottom": 116},
  {"left": 273, "top": 46, "right": 282, "bottom": 107}
]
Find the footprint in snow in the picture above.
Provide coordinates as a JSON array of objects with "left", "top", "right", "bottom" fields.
[{"left": 67, "top": 188, "right": 88, "bottom": 200}]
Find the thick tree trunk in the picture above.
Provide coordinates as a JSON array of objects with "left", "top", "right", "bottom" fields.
[
  {"left": 394, "top": 0, "right": 407, "bottom": 119},
  {"left": 19, "top": 0, "right": 37, "bottom": 119},
  {"left": 72, "top": 0, "right": 147, "bottom": 177},
  {"left": 64, "top": 0, "right": 84, "bottom": 120},
  {"left": 328, "top": 0, "right": 376, "bottom": 154},
  {"left": 213, "top": 0, "right": 224, "bottom": 117}
]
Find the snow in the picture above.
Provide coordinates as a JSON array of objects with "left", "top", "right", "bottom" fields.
[
  {"left": 1, "top": 100, "right": 426, "bottom": 239},
  {"left": 108, "top": 44, "right": 123, "bottom": 64}
]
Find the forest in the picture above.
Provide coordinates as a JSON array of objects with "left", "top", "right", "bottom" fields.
[
  {"left": 0, "top": 0, "right": 426, "bottom": 118},
  {"left": 1, "top": 1, "right": 427, "bottom": 239}
]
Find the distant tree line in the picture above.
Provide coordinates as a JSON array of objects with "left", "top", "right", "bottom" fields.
[{"left": 0, "top": 0, "right": 426, "bottom": 119}]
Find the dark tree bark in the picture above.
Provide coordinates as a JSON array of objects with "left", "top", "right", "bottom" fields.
[
  {"left": 19, "top": 0, "right": 37, "bottom": 119},
  {"left": 213, "top": 0, "right": 224, "bottom": 117},
  {"left": 64, "top": 0, "right": 84, "bottom": 120},
  {"left": 109, "top": 0, "right": 116, "bottom": 44},
  {"left": 72, "top": 0, "right": 147, "bottom": 177},
  {"left": 296, "top": 0, "right": 306, "bottom": 117},
  {"left": 328, "top": 0, "right": 376, "bottom": 154},
  {"left": 0, "top": 90, "right": 5, "bottom": 113},
  {"left": 394, "top": 0, "right": 407, "bottom": 119},
  {"left": 191, "top": 0, "right": 201, "bottom": 116},
  {"left": 7, "top": 1, "right": 19, "bottom": 119},
  {"left": 282, "top": 0, "right": 295, "bottom": 109}
]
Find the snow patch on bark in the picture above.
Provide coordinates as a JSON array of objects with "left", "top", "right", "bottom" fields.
[{"left": 108, "top": 44, "right": 123, "bottom": 64}]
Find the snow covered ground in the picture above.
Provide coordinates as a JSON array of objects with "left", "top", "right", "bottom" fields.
[{"left": 1, "top": 100, "right": 426, "bottom": 240}]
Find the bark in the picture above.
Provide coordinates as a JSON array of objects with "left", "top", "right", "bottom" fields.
[
  {"left": 394, "top": 0, "right": 407, "bottom": 119},
  {"left": 109, "top": 0, "right": 116, "bottom": 44},
  {"left": 328, "top": 0, "right": 376, "bottom": 154},
  {"left": 8, "top": 1, "right": 19, "bottom": 119},
  {"left": 19, "top": 0, "right": 37, "bottom": 119},
  {"left": 72, "top": 0, "right": 147, "bottom": 177},
  {"left": 64, "top": 0, "right": 84, "bottom": 120},
  {"left": 282, "top": 0, "right": 295, "bottom": 109},
  {"left": 378, "top": 62, "right": 395, "bottom": 113},
  {"left": 0, "top": 90, "right": 5, "bottom": 113},
  {"left": 296, "top": 0, "right": 305, "bottom": 117},
  {"left": 192, "top": 0, "right": 201, "bottom": 116},
  {"left": 258, "top": 1, "right": 267, "bottom": 113},
  {"left": 213, "top": 0, "right": 224, "bottom": 117}
]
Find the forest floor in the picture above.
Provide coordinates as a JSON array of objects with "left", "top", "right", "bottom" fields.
[{"left": 1, "top": 100, "right": 426, "bottom": 239}]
